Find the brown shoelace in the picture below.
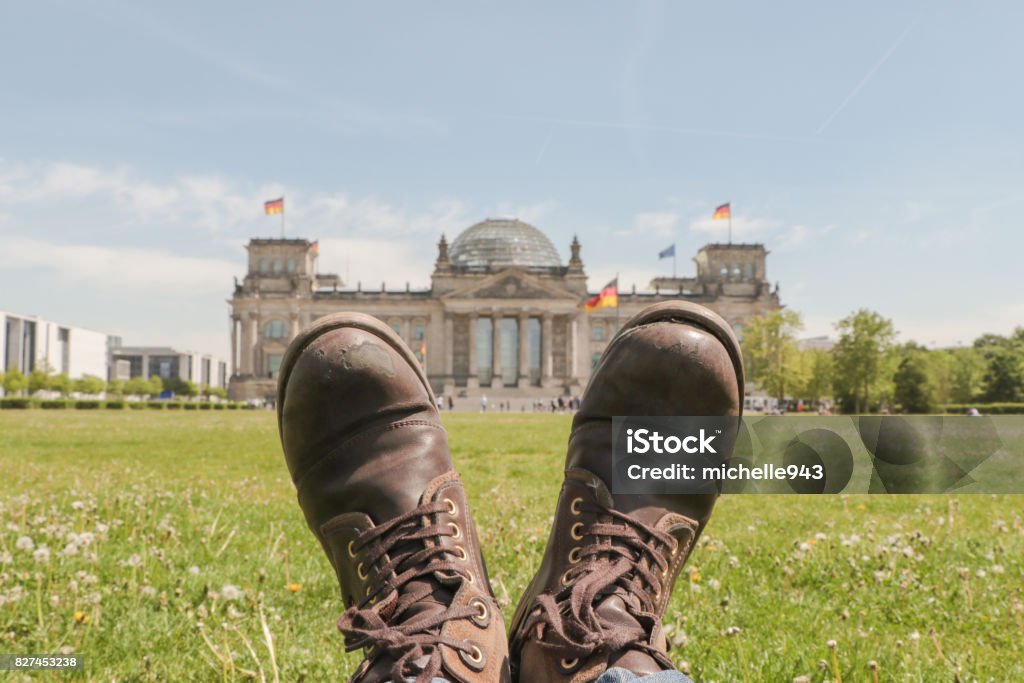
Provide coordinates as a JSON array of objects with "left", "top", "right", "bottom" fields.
[
  {"left": 337, "top": 500, "right": 479, "bottom": 683},
  {"left": 530, "top": 503, "right": 677, "bottom": 669}
]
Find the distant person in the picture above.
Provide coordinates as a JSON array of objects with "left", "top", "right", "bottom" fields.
[
  {"left": 480, "top": 394, "right": 488, "bottom": 412},
  {"left": 436, "top": 395, "right": 444, "bottom": 411},
  {"left": 967, "top": 407, "right": 981, "bottom": 416},
  {"left": 447, "top": 395, "right": 454, "bottom": 411}
]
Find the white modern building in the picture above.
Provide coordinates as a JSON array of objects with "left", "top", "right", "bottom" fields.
[
  {"left": 1, "top": 310, "right": 114, "bottom": 380},
  {"left": 109, "top": 346, "right": 228, "bottom": 389}
]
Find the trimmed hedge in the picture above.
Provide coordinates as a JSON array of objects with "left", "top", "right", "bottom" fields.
[
  {"left": 166, "top": 402, "right": 183, "bottom": 410},
  {"left": 213, "top": 403, "right": 226, "bottom": 410},
  {"left": 199, "top": 402, "right": 212, "bottom": 410},
  {"left": 105, "top": 400, "right": 126, "bottom": 410},
  {"left": 183, "top": 403, "right": 198, "bottom": 410},
  {"left": 945, "top": 403, "right": 1024, "bottom": 415},
  {"left": 40, "top": 399, "right": 71, "bottom": 409},
  {"left": 227, "top": 403, "right": 241, "bottom": 410},
  {"left": 146, "top": 402, "right": 166, "bottom": 410},
  {"left": 74, "top": 400, "right": 104, "bottom": 410},
  {"left": 128, "top": 402, "right": 146, "bottom": 410},
  {"left": 0, "top": 397, "right": 36, "bottom": 409}
]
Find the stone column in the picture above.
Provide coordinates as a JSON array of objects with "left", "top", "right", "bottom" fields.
[
  {"left": 566, "top": 314, "right": 577, "bottom": 383},
  {"left": 443, "top": 316, "right": 454, "bottom": 377},
  {"left": 289, "top": 311, "right": 300, "bottom": 339},
  {"left": 491, "top": 312, "right": 503, "bottom": 388},
  {"left": 541, "top": 313, "right": 553, "bottom": 387},
  {"left": 402, "top": 318, "right": 411, "bottom": 343},
  {"left": 248, "top": 313, "right": 259, "bottom": 376},
  {"left": 467, "top": 314, "right": 479, "bottom": 389},
  {"left": 141, "top": 352, "right": 151, "bottom": 379},
  {"left": 230, "top": 316, "right": 238, "bottom": 376},
  {"left": 517, "top": 313, "right": 529, "bottom": 386},
  {"left": 239, "top": 315, "right": 251, "bottom": 375}
]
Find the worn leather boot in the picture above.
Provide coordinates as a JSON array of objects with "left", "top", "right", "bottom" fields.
[
  {"left": 277, "top": 312, "right": 510, "bottom": 683},
  {"left": 509, "top": 301, "right": 744, "bottom": 682}
]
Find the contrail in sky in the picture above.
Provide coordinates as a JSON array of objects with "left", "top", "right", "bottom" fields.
[
  {"left": 816, "top": 15, "right": 921, "bottom": 135},
  {"left": 511, "top": 115, "right": 827, "bottom": 145}
]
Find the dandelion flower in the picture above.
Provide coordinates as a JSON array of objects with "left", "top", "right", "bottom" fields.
[
  {"left": 15, "top": 536, "right": 34, "bottom": 552},
  {"left": 287, "top": 583, "right": 302, "bottom": 593},
  {"left": 73, "top": 611, "right": 90, "bottom": 625},
  {"left": 220, "top": 584, "right": 243, "bottom": 601},
  {"left": 33, "top": 546, "right": 51, "bottom": 564}
]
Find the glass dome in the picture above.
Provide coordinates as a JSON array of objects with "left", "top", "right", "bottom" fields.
[{"left": 448, "top": 219, "right": 563, "bottom": 270}]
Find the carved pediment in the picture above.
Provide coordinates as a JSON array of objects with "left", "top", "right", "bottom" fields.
[{"left": 442, "top": 268, "right": 577, "bottom": 301}]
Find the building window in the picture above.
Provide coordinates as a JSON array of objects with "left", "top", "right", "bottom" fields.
[
  {"left": 720, "top": 265, "right": 728, "bottom": 276},
  {"left": 732, "top": 264, "right": 741, "bottom": 277},
  {"left": 273, "top": 259, "right": 283, "bottom": 274},
  {"left": 745, "top": 263, "right": 754, "bottom": 279},
  {"left": 268, "top": 354, "right": 282, "bottom": 379},
  {"left": 592, "top": 352, "right": 602, "bottom": 369},
  {"left": 591, "top": 324, "right": 604, "bottom": 341},
  {"left": 264, "top": 320, "right": 288, "bottom": 339},
  {"left": 414, "top": 323, "right": 425, "bottom": 341},
  {"left": 390, "top": 321, "right": 403, "bottom": 338},
  {"left": 287, "top": 259, "right": 296, "bottom": 273},
  {"left": 732, "top": 323, "right": 745, "bottom": 340},
  {"left": 259, "top": 258, "right": 268, "bottom": 273}
]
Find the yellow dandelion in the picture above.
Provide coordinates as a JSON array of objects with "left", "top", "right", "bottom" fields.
[
  {"left": 287, "top": 583, "right": 302, "bottom": 593},
  {"left": 857, "top": 504, "right": 867, "bottom": 511},
  {"left": 73, "top": 610, "right": 90, "bottom": 625},
  {"left": 689, "top": 568, "right": 701, "bottom": 583}
]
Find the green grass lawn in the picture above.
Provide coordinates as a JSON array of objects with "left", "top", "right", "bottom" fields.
[{"left": 0, "top": 411, "right": 1020, "bottom": 682}]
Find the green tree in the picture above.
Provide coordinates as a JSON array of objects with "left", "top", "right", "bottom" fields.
[
  {"left": 107, "top": 379, "right": 124, "bottom": 397},
  {"left": 833, "top": 309, "right": 897, "bottom": 413},
  {"left": 797, "top": 349, "right": 834, "bottom": 406},
  {"left": 206, "top": 386, "right": 228, "bottom": 400},
  {"left": 148, "top": 375, "right": 165, "bottom": 397},
  {"left": 948, "top": 347, "right": 985, "bottom": 403},
  {"left": 893, "top": 344, "right": 936, "bottom": 413},
  {"left": 28, "top": 365, "right": 53, "bottom": 394},
  {"left": 74, "top": 374, "right": 107, "bottom": 396},
  {"left": 47, "top": 374, "right": 73, "bottom": 397},
  {"left": 3, "top": 369, "right": 28, "bottom": 396},
  {"left": 982, "top": 346, "right": 1024, "bottom": 402},
  {"left": 742, "top": 310, "right": 804, "bottom": 405},
  {"left": 124, "top": 377, "right": 151, "bottom": 397}
]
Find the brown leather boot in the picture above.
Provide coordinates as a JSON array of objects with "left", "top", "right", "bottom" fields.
[
  {"left": 508, "top": 301, "right": 744, "bottom": 682},
  {"left": 277, "top": 312, "right": 510, "bottom": 683}
]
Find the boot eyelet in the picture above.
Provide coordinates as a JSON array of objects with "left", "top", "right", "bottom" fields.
[
  {"left": 357, "top": 562, "right": 368, "bottom": 580},
  {"left": 469, "top": 597, "right": 491, "bottom": 627},
  {"left": 570, "top": 522, "right": 584, "bottom": 540},
  {"left": 365, "top": 585, "right": 372, "bottom": 597},
  {"left": 560, "top": 569, "right": 575, "bottom": 586},
  {"left": 449, "top": 522, "right": 462, "bottom": 539},
  {"left": 560, "top": 657, "right": 579, "bottom": 671},
  {"left": 568, "top": 547, "right": 582, "bottom": 564},
  {"left": 570, "top": 497, "right": 583, "bottom": 515},
  {"left": 445, "top": 498, "right": 459, "bottom": 516},
  {"left": 458, "top": 642, "right": 486, "bottom": 671},
  {"left": 347, "top": 540, "right": 357, "bottom": 557},
  {"left": 466, "top": 570, "right": 475, "bottom": 584},
  {"left": 454, "top": 545, "right": 468, "bottom": 560}
]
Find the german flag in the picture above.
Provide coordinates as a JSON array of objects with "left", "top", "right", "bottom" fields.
[
  {"left": 264, "top": 197, "right": 284, "bottom": 215},
  {"left": 584, "top": 278, "right": 618, "bottom": 313},
  {"left": 712, "top": 202, "right": 731, "bottom": 220}
]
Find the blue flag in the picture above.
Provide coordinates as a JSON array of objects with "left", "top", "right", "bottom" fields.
[{"left": 658, "top": 244, "right": 675, "bottom": 259}]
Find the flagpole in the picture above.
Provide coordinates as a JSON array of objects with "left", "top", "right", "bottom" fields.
[
  {"left": 673, "top": 248, "right": 677, "bottom": 279},
  {"left": 728, "top": 205, "right": 732, "bottom": 244},
  {"left": 281, "top": 196, "right": 285, "bottom": 238},
  {"left": 614, "top": 271, "right": 620, "bottom": 333}
]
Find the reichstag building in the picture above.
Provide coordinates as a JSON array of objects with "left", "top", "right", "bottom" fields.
[{"left": 228, "top": 219, "right": 781, "bottom": 400}]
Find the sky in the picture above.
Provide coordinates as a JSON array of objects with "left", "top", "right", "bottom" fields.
[{"left": 2, "top": 1, "right": 1023, "bottom": 361}]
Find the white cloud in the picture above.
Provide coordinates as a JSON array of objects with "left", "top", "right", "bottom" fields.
[
  {"left": 616, "top": 211, "right": 679, "bottom": 237},
  {"left": 1, "top": 236, "right": 236, "bottom": 295},
  {"left": 689, "top": 215, "right": 783, "bottom": 241},
  {"left": 317, "top": 238, "right": 435, "bottom": 291}
]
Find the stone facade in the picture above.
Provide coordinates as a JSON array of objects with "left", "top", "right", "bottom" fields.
[{"left": 228, "top": 221, "right": 781, "bottom": 400}]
